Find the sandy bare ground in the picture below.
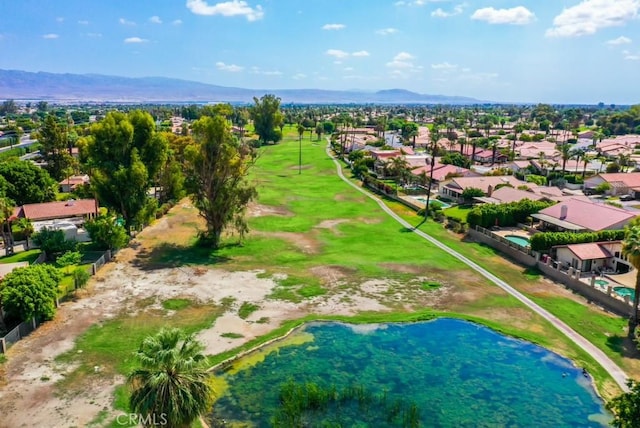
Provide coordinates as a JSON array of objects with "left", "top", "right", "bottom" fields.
[{"left": 0, "top": 212, "right": 415, "bottom": 428}]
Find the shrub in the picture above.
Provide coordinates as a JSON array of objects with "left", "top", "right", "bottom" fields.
[
  {"left": 85, "top": 216, "right": 129, "bottom": 250},
  {"left": 0, "top": 264, "right": 62, "bottom": 322},
  {"left": 529, "top": 230, "right": 625, "bottom": 252},
  {"left": 32, "top": 228, "right": 77, "bottom": 261},
  {"left": 73, "top": 267, "right": 91, "bottom": 289},
  {"left": 467, "top": 199, "right": 554, "bottom": 229}
]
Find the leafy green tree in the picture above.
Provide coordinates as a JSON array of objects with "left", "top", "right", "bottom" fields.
[
  {"left": 441, "top": 152, "right": 471, "bottom": 168},
  {"left": 56, "top": 251, "right": 82, "bottom": 274},
  {"left": 623, "top": 226, "right": 640, "bottom": 331},
  {"left": 184, "top": 115, "right": 257, "bottom": 248},
  {"left": 0, "top": 264, "right": 62, "bottom": 322},
  {"left": 250, "top": 94, "right": 283, "bottom": 145},
  {"left": 73, "top": 267, "right": 91, "bottom": 289},
  {"left": 88, "top": 111, "right": 167, "bottom": 229},
  {"left": 315, "top": 123, "right": 324, "bottom": 141},
  {"left": 0, "top": 160, "right": 56, "bottom": 205},
  {"left": 84, "top": 216, "right": 130, "bottom": 250},
  {"left": 606, "top": 379, "right": 640, "bottom": 428},
  {"left": 32, "top": 228, "right": 77, "bottom": 261},
  {"left": 13, "top": 217, "right": 34, "bottom": 249},
  {"left": 461, "top": 187, "right": 485, "bottom": 201},
  {"left": 0, "top": 197, "right": 15, "bottom": 256},
  {"left": 37, "top": 115, "right": 74, "bottom": 181},
  {"left": 128, "top": 328, "right": 215, "bottom": 428},
  {"left": 0, "top": 99, "right": 18, "bottom": 115}
]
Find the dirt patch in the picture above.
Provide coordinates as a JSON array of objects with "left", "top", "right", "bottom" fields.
[
  {"left": 253, "top": 231, "right": 321, "bottom": 254},
  {"left": 379, "top": 263, "right": 425, "bottom": 275},
  {"left": 308, "top": 265, "right": 356, "bottom": 285},
  {"left": 247, "top": 202, "right": 293, "bottom": 218},
  {"left": 357, "top": 217, "right": 382, "bottom": 225},
  {"left": 314, "top": 219, "right": 349, "bottom": 236}
]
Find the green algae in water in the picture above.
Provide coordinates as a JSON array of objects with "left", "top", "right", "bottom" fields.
[{"left": 211, "top": 319, "right": 610, "bottom": 427}]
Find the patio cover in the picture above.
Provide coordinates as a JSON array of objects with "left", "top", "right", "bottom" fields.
[{"left": 531, "top": 213, "right": 584, "bottom": 231}]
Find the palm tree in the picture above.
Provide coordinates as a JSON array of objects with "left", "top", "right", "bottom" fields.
[
  {"left": 389, "top": 156, "right": 410, "bottom": 195},
  {"left": 582, "top": 153, "right": 594, "bottom": 178},
  {"left": 128, "top": 328, "right": 214, "bottom": 428},
  {"left": 297, "top": 124, "right": 305, "bottom": 174},
  {"left": 14, "top": 218, "right": 34, "bottom": 250},
  {"left": 559, "top": 143, "right": 572, "bottom": 173},
  {"left": 0, "top": 197, "right": 15, "bottom": 256},
  {"left": 622, "top": 226, "right": 640, "bottom": 336}
]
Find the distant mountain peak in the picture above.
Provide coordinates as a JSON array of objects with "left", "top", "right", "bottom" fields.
[{"left": 0, "top": 69, "right": 486, "bottom": 104}]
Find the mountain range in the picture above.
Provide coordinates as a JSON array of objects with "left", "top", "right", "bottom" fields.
[{"left": 0, "top": 69, "right": 485, "bottom": 105}]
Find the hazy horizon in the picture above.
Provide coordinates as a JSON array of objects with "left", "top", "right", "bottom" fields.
[{"left": 1, "top": 0, "right": 639, "bottom": 104}]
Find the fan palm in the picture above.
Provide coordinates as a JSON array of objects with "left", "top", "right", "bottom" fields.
[
  {"left": 128, "top": 328, "right": 214, "bottom": 428},
  {"left": 622, "top": 226, "right": 640, "bottom": 335}
]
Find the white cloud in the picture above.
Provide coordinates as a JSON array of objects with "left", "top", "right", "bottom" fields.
[
  {"left": 431, "top": 62, "right": 457, "bottom": 70},
  {"left": 186, "top": 0, "right": 264, "bottom": 21},
  {"left": 376, "top": 27, "right": 398, "bottom": 35},
  {"left": 546, "top": 0, "right": 640, "bottom": 38},
  {"left": 86, "top": 32, "right": 102, "bottom": 38},
  {"left": 56, "top": 17, "right": 64, "bottom": 23},
  {"left": 78, "top": 20, "right": 89, "bottom": 25},
  {"left": 43, "top": 33, "right": 59, "bottom": 39},
  {"left": 623, "top": 49, "right": 640, "bottom": 60},
  {"left": 149, "top": 16, "right": 163, "bottom": 24},
  {"left": 119, "top": 18, "right": 136, "bottom": 26},
  {"left": 293, "top": 73, "right": 306, "bottom": 80},
  {"left": 352, "top": 50, "right": 370, "bottom": 57},
  {"left": 386, "top": 52, "right": 422, "bottom": 77},
  {"left": 344, "top": 67, "right": 354, "bottom": 71},
  {"left": 396, "top": 0, "right": 443, "bottom": 6},
  {"left": 322, "top": 23, "right": 345, "bottom": 30},
  {"left": 431, "top": 4, "right": 465, "bottom": 18},
  {"left": 172, "top": 19, "right": 183, "bottom": 25},
  {"left": 124, "top": 37, "right": 148, "bottom": 43},
  {"left": 251, "top": 66, "right": 282, "bottom": 76},
  {"left": 471, "top": 6, "right": 535, "bottom": 25},
  {"left": 393, "top": 52, "right": 414, "bottom": 62},
  {"left": 326, "top": 49, "right": 350, "bottom": 59},
  {"left": 607, "top": 36, "right": 632, "bottom": 45},
  {"left": 216, "top": 61, "right": 244, "bottom": 72}
]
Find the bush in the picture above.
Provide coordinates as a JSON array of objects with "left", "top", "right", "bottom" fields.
[
  {"left": 85, "top": 216, "right": 129, "bottom": 250},
  {"left": 0, "top": 264, "right": 62, "bottom": 322},
  {"left": 529, "top": 229, "right": 625, "bottom": 252},
  {"left": 73, "top": 267, "right": 91, "bottom": 289},
  {"left": 32, "top": 228, "right": 77, "bottom": 261},
  {"left": 467, "top": 199, "right": 554, "bottom": 229}
]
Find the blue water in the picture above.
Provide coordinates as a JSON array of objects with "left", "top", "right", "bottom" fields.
[
  {"left": 212, "top": 319, "right": 609, "bottom": 427},
  {"left": 505, "top": 235, "right": 530, "bottom": 247}
]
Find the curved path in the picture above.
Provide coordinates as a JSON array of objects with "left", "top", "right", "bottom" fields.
[{"left": 327, "top": 146, "right": 630, "bottom": 392}]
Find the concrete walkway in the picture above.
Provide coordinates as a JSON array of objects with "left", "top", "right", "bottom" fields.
[{"left": 327, "top": 145, "right": 631, "bottom": 392}]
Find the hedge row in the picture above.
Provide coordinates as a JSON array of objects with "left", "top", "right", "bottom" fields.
[
  {"left": 362, "top": 175, "right": 395, "bottom": 195},
  {"left": 467, "top": 199, "right": 554, "bottom": 229},
  {"left": 530, "top": 230, "right": 626, "bottom": 252}
]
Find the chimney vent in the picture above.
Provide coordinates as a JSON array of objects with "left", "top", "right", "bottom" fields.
[{"left": 560, "top": 205, "right": 568, "bottom": 220}]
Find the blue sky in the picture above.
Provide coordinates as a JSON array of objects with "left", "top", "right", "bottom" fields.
[{"left": 1, "top": 0, "right": 639, "bottom": 104}]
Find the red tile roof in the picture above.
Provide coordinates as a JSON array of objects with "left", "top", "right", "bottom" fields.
[
  {"left": 537, "top": 198, "right": 635, "bottom": 231},
  {"left": 566, "top": 243, "right": 613, "bottom": 260},
  {"left": 13, "top": 199, "right": 98, "bottom": 221}
]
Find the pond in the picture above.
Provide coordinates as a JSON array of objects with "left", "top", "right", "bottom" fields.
[{"left": 211, "top": 319, "right": 609, "bottom": 427}]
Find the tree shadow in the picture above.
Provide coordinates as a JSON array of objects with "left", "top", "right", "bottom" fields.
[
  {"left": 606, "top": 334, "right": 640, "bottom": 360},
  {"left": 133, "top": 242, "right": 231, "bottom": 271}
]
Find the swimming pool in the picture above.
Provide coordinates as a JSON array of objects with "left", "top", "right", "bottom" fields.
[
  {"left": 505, "top": 235, "right": 530, "bottom": 247},
  {"left": 614, "top": 286, "right": 636, "bottom": 301},
  {"left": 411, "top": 197, "right": 452, "bottom": 209},
  {"left": 594, "top": 279, "right": 609, "bottom": 287}
]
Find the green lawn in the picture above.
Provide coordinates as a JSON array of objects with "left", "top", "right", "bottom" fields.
[
  {"left": 0, "top": 249, "right": 41, "bottom": 264},
  {"left": 443, "top": 205, "right": 473, "bottom": 222}
]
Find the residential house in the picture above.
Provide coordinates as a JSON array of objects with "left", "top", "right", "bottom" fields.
[
  {"left": 411, "top": 163, "right": 477, "bottom": 186},
  {"left": 553, "top": 241, "right": 631, "bottom": 274},
  {"left": 59, "top": 174, "right": 90, "bottom": 193},
  {"left": 531, "top": 198, "right": 635, "bottom": 232},
  {"left": 13, "top": 199, "right": 99, "bottom": 224},
  {"left": 584, "top": 172, "right": 640, "bottom": 197},
  {"left": 438, "top": 176, "right": 523, "bottom": 202},
  {"left": 473, "top": 186, "right": 548, "bottom": 204}
]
